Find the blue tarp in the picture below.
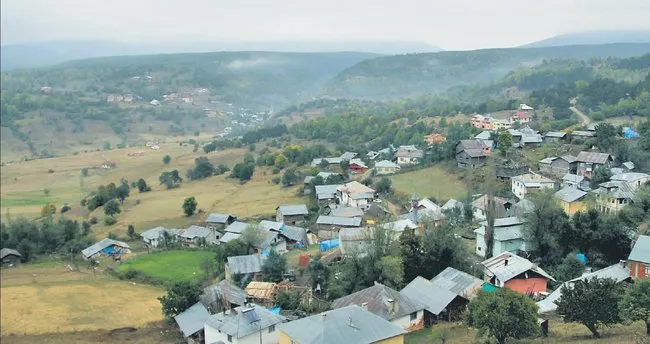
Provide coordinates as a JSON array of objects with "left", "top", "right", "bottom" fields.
[
  {"left": 482, "top": 283, "right": 497, "bottom": 292},
  {"left": 319, "top": 239, "right": 340, "bottom": 252},
  {"left": 103, "top": 246, "right": 115, "bottom": 254},
  {"left": 576, "top": 253, "right": 588, "bottom": 264},
  {"left": 623, "top": 127, "right": 640, "bottom": 138},
  {"left": 261, "top": 250, "right": 270, "bottom": 256},
  {"left": 293, "top": 243, "right": 306, "bottom": 249},
  {"left": 267, "top": 307, "right": 281, "bottom": 314}
]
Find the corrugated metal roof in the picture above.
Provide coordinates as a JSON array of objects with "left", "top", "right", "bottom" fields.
[
  {"left": 315, "top": 185, "right": 341, "bottom": 200},
  {"left": 219, "top": 232, "right": 241, "bottom": 244},
  {"left": 339, "top": 228, "right": 367, "bottom": 241},
  {"left": 276, "top": 204, "right": 309, "bottom": 216},
  {"left": 174, "top": 302, "right": 210, "bottom": 338},
  {"left": 561, "top": 155, "right": 578, "bottom": 163},
  {"left": 0, "top": 248, "right": 21, "bottom": 259},
  {"left": 562, "top": 173, "right": 584, "bottom": 184},
  {"left": 512, "top": 173, "right": 555, "bottom": 187},
  {"left": 330, "top": 206, "right": 364, "bottom": 218},
  {"left": 340, "top": 152, "right": 358, "bottom": 161},
  {"left": 611, "top": 172, "right": 649, "bottom": 182},
  {"left": 316, "top": 216, "right": 362, "bottom": 227},
  {"left": 482, "top": 252, "right": 555, "bottom": 283},
  {"left": 401, "top": 276, "right": 457, "bottom": 315},
  {"left": 259, "top": 220, "right": 284, "bottom": 232},
  {"left": 576, "top": 151, "right": 611, "bottom": 164},
  {"left": 381, "top": 219, "right": 418, "bottom": 233},
  {"left": 442, "top": 199, "right": 464, "bottom": 211},
  {"left": 140, "top": 227, "right": 182, "bottom": 240},
  {"left": 629, "top": 235, "right": 650, "bottom": 263},
  {"left": 474, "top": 224, "right": 524, "bottom": 242},
  {"left": 555, "top": 188, "right": 587, "bottom": 203},
  {"left": 279, "top": 305, "right": 405, "bottom": 344},
  {"left": 332, "top": 282, "right": 425, "bottom": 321},
  {"left": 572, "top": 131, "right": 596, "bottom": 137},
  {"left": 201, "top": 280, "right": 248, "bottom": 311},
  {"left": 375, "top": 160, "right": 401, "bottom": 168},
  {"left": 474, "top": 131, "right": 492, "bottom": 140},
  {"left": 281, "top": 225, "right": 308, "bottom": 242},
  {"left": 226, "top": 254, "right": 267, "bottom": 275},
  {"left": 545, "top": 131, "right": 566, "bottom": 138},
  {"left": 181, "top": 225, "right": 211, "bottom": 239},
  {"left": 539, "top": 157, "right": 557, "bottom": 164},
  {"left": 479, "top": 217, "right": 523, "bottom": 228},
  {"left": 205, "top": 304, "right": 286, "bottom": 338},
  {"left": 82, "top": 238, "right": 130, "bottom": 258},
  {"left": 430, "top": 267, "right": 483, "bottom": 299},
  {"left": 224, "top": 221, "right": 249, "bottom": 234},
  {"left": 349, "top": 158, "right": 368, "bottom": 168},
  {"left": 206, "top": 213, "right": 232, "bottom": 224}
]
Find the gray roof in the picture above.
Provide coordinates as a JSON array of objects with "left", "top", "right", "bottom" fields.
[
  {"left": 281, "top": 225, "right": 308, "bottom": 242},
  {"left": 311, "top": 157, "right": 343, "bottom": 166},
  {"left": 339, "top": 228, "right": 367, "bottom": 241},
  {"left": 256, "top": 230, "right": 280, "bottom": 250},
  {"left": 629, "top": 235, "right": 650, "bottom": 263},
  {"left": 316, "top": 215, "right": 362, "bottom": 227},
  {"left": 81, "top": 238, "right": 130, "bottom": 258},
  {"left": 561, "top": 155, "right": 578, "bottom": 163},
  {"left": 0, "top": 248, "right": 21, "bottom": 259},
  {"left": 611, "top": 172, "right": 649, "bottom": 182},
  {"left": 380, "top": 219, "right": 418, "bottom": 233},
  {"left": 205, "top": 304, "right": 286, "bottom": 339},
  {"left": 576, "top": 151, "right": 611, "bottom": 164},
  {"left": 482, "top": 252, "right": 555, "bottom": 283},
  {"left": 330, "top": 206, "right": 364, "bottom": 218},
  {"left": 545, "top": 131, "right": 566, "bottom": 138},
  {"left": 479, "top": 216, "right": 523, "bottom": 228},
  {"left": 537, "top": 263, "right": 630, "bottom": 313},
  {"left": 174, "top": 302, "right": 210, "bottom": 338},
  {"left": 276, "top": 204, "right": 309, "bottom": 216},
  {"left": 219, "top": 232, "right": 241, "bottom": 243},
  {"left": 562, "top": 173, "right": 584, "bottom": 184},
  {"left": 140, "top": 227, "right": 182, "bottom": 241},
  {"left": 401, "top": 276, "right": 458, "bottom": 315},
  {"left": 259, "top": 220, "right": 284, "bottom": 232},
  {"left": 555, "top": 188, "right": 588, "bottom": 203},
  {"left": 474, "top": 131, "right": 492, "bottom": 140},
  {"left": 623, "top": 161, "right": 635, "bottom": 170},
  {"left": 572, "top": 130, "right": 596, "bottom": 137},
  {"left": 305, "top": 172, "right": 341, "bottom": 184},
  {"left": 279, "top": 305, "right": 406, "bottom": 344},
  {"left": 226, "top": 254, "right": 267, "bottom": 275},
  {"left": 441, "top": 199, "right": 464, "bottom": 211},
  {"left": 521, "top": 134, "right": 543, "bottom": 144},
  {"left": 202, "top": 279, "right": 248, "bottom": 311},
  {"left": 430, "top": 267, "right": 484, "bottom": 299},
  {"left": 458, "top": 139, "right": 489, "bottom": 151},
  {"left": 514, "top": 199, "right": 535, "bottom": 214},
  {"left": 225, "top": 221, "right": 249, "bottom": 234},
  {"left": 332, "top": 282, "right": 425, "bottom": 321},
  {"left": 593, "top": 181, "right": 635, "bottom": 199},
  {"left": 539, "top": 157, "right": 557, "bottom": 164},
  {"left": 181, "top": 225, "right": 212, "bottom": 239},
  {"left": 206, "top": 213, "right": 233, "bottom": 224},
  {"left": 340, "top": 152, "right": 358, "bottom": 161},
  {"left": 315, "top": 184, "right": 341, "bottom": 200},
  {"left": 395, "top": 146, "right": 424, "bottom": 159},
  {"left": 375, "top": 160, "right": 401, "bottom": 168}
]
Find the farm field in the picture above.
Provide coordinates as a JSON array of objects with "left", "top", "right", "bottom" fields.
[
  {"left": 0, "top": 262, "right": 164, "bottom": 336},
  {"left": 118, "top": 250, "right": 215, "bottom": 283},
  {"left": 1, "top": 325, "right": 177, "bottom": 344},
  {"left": 389, "top": 166, "right": 468, "bottom": 202}
]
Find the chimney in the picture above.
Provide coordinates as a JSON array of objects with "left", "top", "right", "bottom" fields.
[
  {"left": 387, "top": 298, "right": 397, "bottom": 313},
  {"left": 361, "top": 302, "right": 368, "bottom": 311},
  {"left": 619, "top": 260, "right": 626, "bottom": 267},
  {"left": 504, "top": 259, "right": 509, "bottom": 266},
  {"left": 348, "top": 316, "right": 353, "bottom": 327},
  {"left": 320, "top": 312, "right": 327, "bottom": 321}
]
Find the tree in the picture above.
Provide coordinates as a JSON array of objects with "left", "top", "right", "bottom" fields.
[
  {"left": 496, "top": 130, "right": 513, "bottom": 156},
  {"left": 262, "top": 250, "right": 287, "bottom": 282},
  {"left": 554, "top": 254, "right": 585, "bottom": 282},
  {"left": 159, "top": 170, "right": 183, "bottom": 189},
  {"left": 556, "top": 277, "right": 623, "bottom": 338},
  {"left": 375, "top": 177, "right": 392, "bottom": 194},
  {"left": 114, "top": 179, "right": 130, "bottom": 203},
  {"left": 595, "top": 123, "right": 618, "bottom": 151},
  {"left": 240, "top": 225, "right": 264, "bottom": 254},
  {"left": 274, "top": 154, "right": 288, "bottom": 169},
  {"left": 523, "top": 188, "right": 572, "bottom": 265},
  {"left": 306, "top": 259, "right": 330, "bottom": 292},
  {"left": 182, "top": 196, "right": 197, "bottom": 216},
  {"left": 136, "top": 178, "right": 151, "bottom": 192},
  {"left": 104, "top": 199, "right": 121, "bottom": 217},
  {"left": 200, "top": 257, "right": 216, "bottom": 279},
  {"left": 163, "top": 155, "right": 171, "bottom": 165},
  {"left": 590, "top": 166, "right": 613, "bottom": 188},
  {"left": 41, "top": 203, "right": 57, "bottom": 218},
  {"left": 187, "top": 157, "right": 215, "bottom": 180},
  {"left": 467, "top": 289, "right": 539, "bottom": 344},
  {"left": 281, "top": 168, "right": 298, "bottom": 187},
  {"left": 158, "top": 281, "right": 202, "bottom": 319},
  {"left": 620, "top": 278, "right": 650, "bottom": 335},
  {"left": 127, "top": 224, "right": 136, "bottom": 239}
]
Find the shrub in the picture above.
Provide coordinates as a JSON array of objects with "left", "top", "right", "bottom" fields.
[
  {"left": 60, "top": 204, "right": 71, "bottom": 213},
  {"left": 90, "top": 216, "right": 98, "bottom": 225},
  {"left": 47, "top": 169, "right": 55, "bottom": 173},
  {"left": 104, "top": 216, "right": 117, "bottom": 225},
  {"left": 272, "top": 177, "right": 281, "bottom": 184},
  {"left": 272, "top": 167, "right": 281, "bottom": 175}
]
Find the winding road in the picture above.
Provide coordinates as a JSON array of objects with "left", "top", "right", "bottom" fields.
[{"left": 570, "top": 106, "right": 590, "bottom": 126}]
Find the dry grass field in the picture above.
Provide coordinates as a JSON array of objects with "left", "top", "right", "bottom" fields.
[
  {"left": 0, "top": 262, "right": 165, "bottom": 336},
  {"left": 0, "top": 143, "right": 304, "bottom": 237}
]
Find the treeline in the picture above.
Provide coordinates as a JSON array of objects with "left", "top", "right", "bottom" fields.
[
  {"left": 241, "top": 124, "right": 288, "bottom": 144},
  {"left": 84, "top": 179, "right": 130, "bottom": 210}
]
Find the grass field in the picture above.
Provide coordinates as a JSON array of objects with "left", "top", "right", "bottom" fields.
[
  {"left": 389, "top": 166, "right": 468, "bottom": 202},
  {"left": 1, "top": 324, "right": 177, "bottom": 344},
  {"left": 118, "top": 250, "right": 215, "bottom": 283},
  {"left": 405, "top": 320, "right": 646, "bottom": 344},
  {"left": 285, "top": 244, "right": 320, "bottom": 269},
  {"left": 0, "top": 263, "right": 164, "bottom": 335}
]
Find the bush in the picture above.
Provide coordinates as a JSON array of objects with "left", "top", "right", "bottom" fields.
[
  {"left": 47, "top": 169, "right": 55, "bottom": 173},
  {"left": 104, "top": 216, "right": 117, "bottom": 225},
  {"left": 272, "top": 167, "right": 281, "bottom": 175},
  {"left": 90, "top": 216, "right": 98, "bottom": 225},
  {"left": 60, "top": 204, "right": 71, "bottom": 213},
  {"left": 272, "top": 177, "right": 281, "bottom": 184}
]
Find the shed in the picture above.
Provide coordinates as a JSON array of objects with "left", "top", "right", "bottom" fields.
[
  {"left": 430, "top": 267, "right": 483, "bottom": 300},
  {"left": 201, "top": 279, "right": 248, "bottom": 312},
  {"left": 401, "top": 276, "right": 460, "bottom": 323},
  {"left": 225, "top": 254, "right": 267, "bottom": 281},
  {"left": 245, "top": 281, "right": 278, "bottom": 304},
  {"left": 174, "top": 302, "right": 210, "bottom": 338},
  {"left": 0, "top": 248, "right": 22, "bottom": 267},
  {"left": 205, "top": 213, "right": 235, "bottom": 227},
  {"left": 81, "top": 238, "right": 130, "bottom": 259},
  {"left": 276, "top": 204, "right": 309, "bottom": 225}
]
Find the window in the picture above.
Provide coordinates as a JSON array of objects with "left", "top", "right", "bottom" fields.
[
  {"left": 645, "top": 265, "right": 650, "bottom": 275},
  {"left": 268, "top": 325, "right": 276, "bottom": 333},
  {"left": 227, "top": 334, "right": 232, "bottom": 342},
  {"left": 410, "top": 312, "right": 417, "bottom": 321}
]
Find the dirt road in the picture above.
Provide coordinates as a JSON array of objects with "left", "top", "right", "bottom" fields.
[{"left": 570, "top": 106, "right": 590, "bottom": 126}]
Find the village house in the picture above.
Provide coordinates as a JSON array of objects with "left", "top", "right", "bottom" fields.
[
  {"left": 537, "top": 262, "right": 631, "bottom": 313},
  {"left": 329, "top": 205, "right": 364, "bottom": 218},
  {"left": 610, "top": 161, "right": 636, "bottom": 175},
  {"left": 492, "top": 118, "right": 513, "bottom": 130},
  {"left": 456, "top": 140, "right": 491, "bottom": 169},
  {"left": 592, "top": 181, "right": 635, "bottom": 214},
  {"left": 628, "top": 235, "right": 650, "bottom": 279},
  {"left": 310, "top": 157, "right": 342, "bottom": 167},
  {"left": 225, "top": 254, "right": 267, "bottom": 281},
  {"left": 337, "top": 181, "right": 377, "bottom": 209},
  {"left": 555, "top": 188, "right": 588, "bottom": 215},
  {"left": 316, "top": 215, "right": 362, "bottom": 231},
  {"left": 205, "top": 212, "right": 236, "bottom": 229},
  {"left": 0, "top": 248, "right": 22, "bottom": 267},
  {"left": 81, "top": 238, "right": 130, "bottom": 260},
  {"left": 544, "top": 131, "right": 567, "bottom": 143},
  {"left": 340, "top": 151, "right": 358, "bottom": 161},
  {"left": 381, "top": 219, "right": 419, "bottom": 238},
  {"left": 275, "top": 204, "right": 309, "bottom": 225},
  {"left": 278, "top": 225, "right": 310, "bottom": 248},
  {"left": 430, "top": 267, "right": 484, "bottom": 301},
  {"left": 576, "top": 151, "right": 613, "bottom": 179},
  {"left": 511, "top": 173, "right": 556, "bottom": 200},
  {"left": 496, "top": 160, "right": 529, "bottom": 181},
  {"left": 512, "top": 199, "right": 535, "bottom": 217},
  {"left": 332, "top": 282, "right": 426, "bottom": 331},
  {"left": 571, "top": 130, "right": 596, "bottom": 139},
  {"left": 205, "top": 303, "right": 287, "bottom": 344},
  {"left": 610, "top": 172, "right": 650, "bottom": 190},
  {"left": 303, "top": 172, "right": 341, "bottom": 185},
  {"left": 470, "top": 114, "right": 494, "bottom": 130},
  {"left": 562, "top": 173, "right": 587, "bottom": 190},
  {"left": 519, "top": 103, "right": 534, "bottom": 111},
  {"left": 174, "top": 302, "right": 210, "bottom": 343},
  {"left": 140, "top": 227, "right": 183, "bottom": 248},
  {"left": 278, "top": 305, "right": 406, "bottom": 344},
  {"left": 511, "top": 111, "right": 531, "bottom": 123},
  {"left": 348, "top": 158, "right": 369, "bottom": 174},
  {"left": 471, "top": 194, "right": 513, "bottom": 220},
  {"left": 538, "top": 155, "right": 578, "bottom": 177},
  {"left": 481, "top": 252, "right": 555, "bottom": 296},
  {"left": 201, "top": 279, "right": 248, "bottom": 313},
  {"left": 220, "top": 221, "right": 250, "bottom": 244},
  {"left": 395, "top": 145, "right": 424, "bottom": 165},
  {"left": 339, "top": 228, "right": 372, "bottom": 256},
  {"left": 424, "top": 133, "right": 446, "bottom": 145},
  {"left": 314, "top": 184, "right": 342, "bottom": 202},
  {"left": 180, "top": 225, "right": 218, "bottom": 246},
  {"left": 400, "top": 276, "right": 459, "bottom": 325},
  {"left": 374, "top": 160, "right": 401, "bottom": 175},
  {"left": 404, "top": 197, "right": 445, "bottom": 227},
  {"left": 474, "top": 217, "right": 530, "bottom": 257}
]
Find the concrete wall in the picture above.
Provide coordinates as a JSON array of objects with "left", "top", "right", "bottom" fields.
[
  {"left": 391, "top": 311, "right": 424, "bottom": 331},
  {"left": 475, "top": 230, "right": 487, "bottom": 257},
  {"left": 561, "top": 200, "right": 587, "bottom": 215},
  {"left": 205, "top": 323, "right": 280, "bottom": 344},
  {"left": 494, "top": 239, "right": 526, "bottom": 256}
]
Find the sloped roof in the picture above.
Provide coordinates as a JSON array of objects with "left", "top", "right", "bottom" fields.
[
  {"left": 576, "top": 151, "right": 611, "bottom": 164},
  {"left": 180, "top": 225, "right": 211, "bottom": 239},
  {"left": 629, "top": 235, "right": 650, "bottom": 263},
  {"left": 380, "top": 219, "right": 418, "bottom": 233},
  {"left": 225, "top": 221, "right": 249, "bottom": 234},
  {"left": 401, "top": 276, "right": 458, "bottom": 315},
  {"left": 245, "top": 281, "right": 277, "bottom": 301},
  {"left": 279, "top": 305, "right": 405, "bottom": 344},
  {"left": 395, "top": 146, "right": 424, "bottom": 159},
  {"left": 82, "top": 238, "right": 130, "bottom": 258},
  {"left": 375, "top": 160, "right": 400, "bottom": 168},
  {"left": 442, "top": 199, "right": 464, "bottom": 211},
  {"left": 304, "top": 172, "right": 341, "bottom": 184},
  {"left": 511, "top": 173, "right": 555, "bottom": 187},
  {"left": 611, "top": 172, "right": 649, "bottom": 182},
  {"left": 539, "top": 157, "right": 557, "bottom": 164},
  {"left": 545, "top": 131, "right": 566, "bottom": 138},
  {"left": 0, "top": 248, "right": 21, "bottom": 259},
  {"left": 572, "top": 130, "right": 596, "bottom": 137},
  {"left": 340, "top": 152, "right": 358, "bottom": 161},
  {"left": 219, "top": 232, "right": 241, "bottom": 243},
  {"left": 623, "top": 161, "right": 635, "bottom": 170},
  {"left": 471, "top": 194, "right": 511, "bottom": 210},
  {"left": 593, "top": 181, "right": 635, "bottom": 199},
  {"left": 206, "top": 213, "right": 233, "bottom": 224},
  {"left": 555, "top": 188, "right": 588, "bottom": 203},
  {"left": 174, "top": 302, "right": 210, "bottom": 338},
  {"left": 315, "top": 184, "right": 341, "bottom": 200},
  {"left": 330, "top": 206, "right": 364, "bottom": 218},
  {"left": 339, "top": 228, "right": 367, "bottom": 241},
  {"left": 276, "top": 204, "right": 309, "bottom": 216},
  {"left": 332, "top": 283, "right": 425, "bottom": 321},
  {"left": 338, "top": 181, "right": 375, "bottom": 198},
  {"left": 259, "top": 220, "right": 284, "bottom": 232},
  {"left": 474, "top": 224, "right": 524, "bottom": 242},
  {"left": 281, "top": 225, "right": 308, "bottom": 242},
  {"left": 316, "top": 216, "right": 362, "bottom": 227},
  {"left": 479, "top": 217, "right": 523, "bottom": 228},
  {"left": 141, "top": 227, "right": 182, "bottom": 241},
  {"left": 202, "top": 279, "right": 248, "bottom": 310},
  {"left": 226, "top": 254, "right": 267, "bottom": 275},
  {"left": 474, "top": 131, "right": 492, "bottom": 140},
  {"left": 458, "top": 139, "right": 489, "bottom": 151},
  {"left": 205, "top": 304, "right": 286, "bottom": 339},
  {"left": 562, "top": 173, "right": 584, "bottom": 184},
  {"left": 430, "top": 267, "right": 484, "bottom": 299},
  {"left": 561, "top": 155, "right": 578, "bottom": 163},
  {"left": 482, "top": 252, "right": 555, "bottom": 283},
  {"left": 349, "top": 158, "right": 368, "bottom": 168}
]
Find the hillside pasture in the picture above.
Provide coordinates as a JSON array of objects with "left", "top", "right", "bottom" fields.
[
  {"left": 0, "top": 262, "right": 164, "bottom": 335},
  {"left": 117, "top": 250, "right": 215, "bottom": 283},
  {"left": 389, "top": 166, "right": 468, "bottom": 202}
]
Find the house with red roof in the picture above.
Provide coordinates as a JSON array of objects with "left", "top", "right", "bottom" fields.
[{"left": 511, "top": 112, "right": 531, "bottom": 123}]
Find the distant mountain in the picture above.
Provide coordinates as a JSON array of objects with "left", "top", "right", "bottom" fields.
[
  {"left": 0, "top": 40, "right": 440, "bottom": 71},
  {"left": 523, "top": 30, "right": 650, "bottom": 48},
  {"left": 323, "top": 43, "right": 650, "bottom": 99}
]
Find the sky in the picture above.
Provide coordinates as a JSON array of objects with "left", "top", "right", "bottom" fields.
[{"left": 2, "top": 0, "right": 650, "bottom": 50}]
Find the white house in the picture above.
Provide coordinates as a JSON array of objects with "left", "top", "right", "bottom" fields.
[
  {"left": 610, "top": 172, "right": 650, "bottom": 190},
  {"left": 337, "top": 181, "right": 377, "bottom": 209},
  {"left": 395, "top": 145, "right": 424, "bottom": 165},
  {"left": 473, "top": 217, "right": 531, "bottom": 257},
  {"left": 204, "top": 304, "right": 286, "bottom": 344},
  {"left": 140, "top": 227, "right": 182, "bottom": 247},
  {"left": 511, "top": 173, "right": 555, "bottom": 200}
]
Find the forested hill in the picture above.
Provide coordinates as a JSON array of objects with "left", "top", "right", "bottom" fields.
[{"left": 323, "top": 43, "right": 650, "bottom": 99}]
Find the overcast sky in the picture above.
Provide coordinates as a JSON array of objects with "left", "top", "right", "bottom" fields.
[{"left": 2, "top": 0, "right": 650, "bottom": 50}]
